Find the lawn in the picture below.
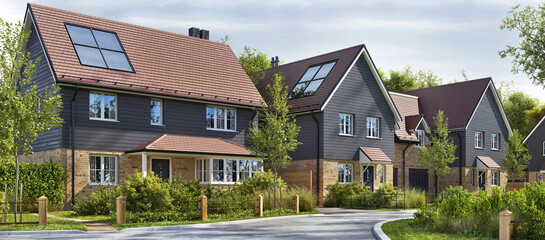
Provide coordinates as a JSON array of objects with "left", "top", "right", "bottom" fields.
[
  {"left": 381, "top": 219, "right": 496, "bottom": 240},
  {"left": 0, "top": 213, "right": 86, "bottom": 231}
]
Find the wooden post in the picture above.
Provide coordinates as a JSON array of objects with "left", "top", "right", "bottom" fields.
[
  {"left": 116, "top": 196, "right": 126, "bottom": 224},
  {"left": 199, "top": 195, "right": 207, "bottom": 221},
  {"left": 293, "top": 195, "right": 299, "bottom": 213},
  {"left": 255, "top": 195, "right": 263, "bottom": 217},
  {"left": 499, "top": 210, "right": 513, "bottom": 240},
  {"left": 38, "top": 196, "right": 47, "bottom": 226}
]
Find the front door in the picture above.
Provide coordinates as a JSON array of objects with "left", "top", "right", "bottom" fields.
[
  {"left": 362, "top": 165, "right": 374, "bottom": 190},
  {"left": 152, "top": 159, "right": 170, "bottom": 181},
  {"left": 478, "top": 171, "right": 486, "bottom": 190}
]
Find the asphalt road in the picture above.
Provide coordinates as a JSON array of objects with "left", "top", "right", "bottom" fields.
[{"left": 1, "top": 209, "right": 414, "bottom": 240}]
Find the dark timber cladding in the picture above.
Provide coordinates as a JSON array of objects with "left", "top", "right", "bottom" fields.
[{"left": 525, "top": 116, "right": 545, "bottom": 172}]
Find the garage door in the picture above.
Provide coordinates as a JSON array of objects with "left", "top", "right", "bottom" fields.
[{"left": 409, "top": 168, "right": 428, "bottom": 191}]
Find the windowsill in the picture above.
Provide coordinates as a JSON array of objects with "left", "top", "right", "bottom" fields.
[
  {"left": 90, "top": 118, "right": 119, "bottom": 122},
  {"left": 475, "top": 147, "right": 484, "bottom": 150},
  {"left": 339, "top": 133, "right": 355, "bottom": 137},
  {"left": 338, "top": 182, "right": 353, "bottom": 184},
  {"left": 89, "top": 182, "right": 118, "bottom": 186},
  {"left": 492, "top": 149, "right": 500, "bottom": 151},
  {"left": 206, "top": 128, "right": 238, "bottom": 133},
  {"left": 366, "top": 136, "right": 381, "bottom": 140},
  {"left": 151, "top": 124, "right": 165, "bottom": 126}
]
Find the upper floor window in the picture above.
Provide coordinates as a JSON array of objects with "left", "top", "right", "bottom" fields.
[
  {"left": 288, "top": 61, "right": 336, "bottom": 99},
  {"left": 65, "top": 24, "right": 133, "bottom": 72},
  {"left": 338, "top": 163, "right": 353, "bottom": 184},
  {"left": 206, "top": 106, "right": 236, "bottom": 131},
  {"left": 89, "top": 155, "right": 118, "bottom": 185},
  {"left": 415, "top": 130, "right": 426, "bottom": 147},
  {"left": 475, "top": 131, "right": 484, "bottom": 149},
  {"left": 339, "top": 113, "right": 354, "bottom": 136},
  {"left": 367, "top": 117, "right": 380, "bottom": 138},
  {"left": 89, "top": 92, "right": 117, "bottom": 121},
  {"left": 491, "top": 133, "right": 500, "bottom": 150},
  {"left": 151, "top": 99, "right": 162, "bottom": 125}
]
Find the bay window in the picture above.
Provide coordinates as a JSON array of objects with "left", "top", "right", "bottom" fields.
[{"left": 197, "top": 159, "right": 262, "bottom": 183}]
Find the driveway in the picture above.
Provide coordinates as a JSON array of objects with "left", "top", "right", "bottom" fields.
[{"left": 2, "top": 209, "right": 414, "bottom": 239}]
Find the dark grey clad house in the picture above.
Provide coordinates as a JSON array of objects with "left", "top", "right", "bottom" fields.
[
  {"left": 523, "top": 115, "right": 545, "bottom": 184},
  {"left": 22, "top": 4, "right": 264, "bottom": 209},
  {"left": 256, "top": 45, "right": 402, "bottom": 203}
]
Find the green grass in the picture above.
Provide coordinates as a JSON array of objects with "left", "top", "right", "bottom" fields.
[
  {"left": 0, "top": 214, "right": 86, "bottom": 231},
  {"left": 49, "top": 211, "right": 111, "bottom": 223},
  {"left": 382, "top": 219, "right": 496, "bottom": 240}
]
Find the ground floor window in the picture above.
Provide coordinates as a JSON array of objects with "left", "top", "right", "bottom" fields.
[
  {"left": 538, "top": 173, "right": 543, "bottom": 183},
  {"left": 338, "top": 163, "right": 353, "bottom": 184},
  {"left": 470, "top": 169, "right": 475, "bottom": 186},
  {"left": 89, "top": 155, "right": 118, "bottom": 185},
  {"left": 478, "top": 171, "right": 486, "bottom": 190},
  {"left": 380, "top": 165, "right": 385, "bottom": 184},
  {"left": 196, "top": 159, "right": 262, "bottom": 184},
  {"left": 491, "top": 170, "right": 500, "bottom": 186}
]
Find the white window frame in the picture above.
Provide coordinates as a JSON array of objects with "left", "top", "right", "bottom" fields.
[
  {"left": 150, "top": 98, "right": 163, "bottom": 126},
  {"left": 195, "top": 158, "right": 262, "bottom": 184},
  {"left": 380, "top": 164, "right": 385, "bottom": 184},
  {"left": 543, "top": 141, "right": 545, "bottom": 156},
  {"left": 338, "top": 163, "right": 353, "bottom": 184},
  {"left": 491, "top": 170, "right": 500, "bottom": 186},
  {"left": 475, "top": 131, "right": 484, "bottom": 149},
  {"left": 206, "top": 106, "right": 237, "bottom": 132},
  {"left": 89, "top": 155, "right": 119, "bottom": 185},
  {"left": 339, "top": 113, "right": 354, "bottom": 136},
  {"left": 491, "top": 133, "right": 499, "bottom": 150},
  {"left": 367, "top": 117, "right": 380, "bottom": 138},
  {"left": 150, "top": 157, "right": 172, "bottom": 182},
  {"left": 537, "top": 173, "right": 543, "bottom": 183},
  {"left": 89, "top": 92, "right": 118, "bottom": 121},
  {"left": 415, "top": 129, "right": 426, "bottom": 147}
]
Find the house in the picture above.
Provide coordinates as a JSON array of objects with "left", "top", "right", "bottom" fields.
[
  {"left": 256, "top": 45, "right": 402, "bottom": 204},
  {"left": 20, "top": 4, "right": 264, "bottom": 209},
  {"left": 399, "top": 78, "right": 513, "bottom": 194},
  {"left": 523, "top": 114, "right": 545, "bottom": 184}
]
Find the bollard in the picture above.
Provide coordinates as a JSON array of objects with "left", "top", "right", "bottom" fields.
[
  {"left": 255, "top": 195, "right": 263, "bottom": 217},
  {"left": 38, "top": 196, "right": 47, "bottom": 226},
  {"left": 199, "top": 195, "right": 207, "bottom": 221},
  {"left": 116, "top": 196, "right": 126, "bottom": 224},
  {"left": 293, "top": 195, "right": 299, "bottom": 213},
  {"left": 499, "top": 210, "right": 513, "bottom": 240}
]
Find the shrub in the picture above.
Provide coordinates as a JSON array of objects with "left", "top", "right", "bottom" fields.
[
  {"left": 437, "top": 186, "right": 474, "bottom": 219},
  {"left": 73, "top": 186, "right": 118, "bottom": 215},
  {"left": 236, "top": 170, "right": 286, "bottom": 196},
  {"left": 370, "top": 184, "right": 397, "bottom": 208},
  {"left": 343, "top": 189, "right": 372, "bottom": 208},
  {"left": 324, "top": 182, "right": 367, "bottom": 207},
  {"left": 399, "top": 188, "right": 426, "bottom": 209},
  {"left": 119, "top": 172, "right": 172, "bottom": 212},
  {"left": 412, "top": 206, "right": 437, "bottom": 228}
]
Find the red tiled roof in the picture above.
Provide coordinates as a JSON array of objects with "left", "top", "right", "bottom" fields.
[
  {"left": 476, "top": 156, "right": 501, "bottom": 169},
  {"left": 402, "top": 78, "right": 491, "bottom": 129},
  {"left": 127, "top": 134, "right": 254, "bottom": 157},
  {"left": 390, "top": 92, "right": 420, "bottom": 142},
  {"left": 359, "top": 147, "right": 392, "bottom": 163},
  {"left": 28, "top": 4, "right": 262, "bottom": 107}
]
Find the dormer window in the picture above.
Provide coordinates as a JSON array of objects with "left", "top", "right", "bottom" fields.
[
  {"left": 288, "top": 61, "right": 336, "bottom": 99},
  {"left": 66, "top": 24, "right": 134, "bottom": 72}
]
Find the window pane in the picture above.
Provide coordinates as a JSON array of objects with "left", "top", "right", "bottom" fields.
[
  {"left": 303, "top": 79, "right": 323, "bottom": 96},
  {"left": 74, "top": 45, "right": 106, "bottom": 68},
  {"left": 66, "top": 25, "right": 97, "bottom": 47},
  {"left": 213, "top": 159, "right": 224, "bottom": 182},
  {"left": 227, "top": 109, "right": 235, "bottom": 130},
  {"left": 289, "top": 82, "right": 308, "bottom": 99},
  {"left": 102, "top": 50, "right": 132, "bottom": 71},
  {"left": 299, "top": 66, "right": 321, "bottom": 82},
  {"left": 346, "top": 164, "right": 353, "bottom": 183},
  {"left": 346, "top": 115, "right": 352, "bottom": 135},
  {"left": 89, "top": 93, "right": 101, "bottom": 118},
  {"left": 338, "top": 164, "right": 344, "bottom": 183},
  {"left": 240, "top": 160, "right": 250, "bottom": 181},
  {"left": 251, "top": 161, "right": 262, "bottom": 173},
  {"left": 102, "top": 94, "right": 116, "bottom": 120},
  {"left": 203, "top": 159, "right": 209, "bottom": 182},
  {"left": 206, "top": 107, "right": 215, "bottom": 128},
  {"left": 313, "top": 62, "right": 336, "bottom": 79},
  {"left": 151, "top": 100, "right": 162, "bottom": 124},
  {"left": 92, "top": 30, "right": 122, "bottom": 51},
  {"left": 216, "top": 108, "right": 225, "bottom": 129}
]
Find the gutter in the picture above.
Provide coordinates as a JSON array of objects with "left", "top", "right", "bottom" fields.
[
  {"left": 310, "top": 113, "right": 320, "bottom": 201},
  {"left": 70, "top": 84, "right": 79, "bottom": 206}
]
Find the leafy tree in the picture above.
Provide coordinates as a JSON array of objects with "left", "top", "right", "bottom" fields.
[
  {"left": 382, "top": 66, "right": 442, "bottom": 92},
  {"left": 496, "top": 80, "right": 515, "bottom": 103},
  {"left": 246, "top": 74, "right": 301, "bottom": 207},
  {"left": 500, "top": 3, "right": 545, "bottom": 87},
  {"left": 418, "top": 110, "right": 457, "bottom": 198},
  {"left": 0, "top": 19, "right": 62, "bottom": 222},
  {"left": 503, "top": 91, "right": 539, "bottom": 136},
  {"left": 525, "top": 104, "right": 545, "bottom": 134},
  {"left": 237, "top": 46, "right": 271, "bottom": 83},
  {"left": 501, "top": 130, "right": 531, "bottom": 190},
  {"left": 217, "top": 34, "right": 230, "bottom": 44}
]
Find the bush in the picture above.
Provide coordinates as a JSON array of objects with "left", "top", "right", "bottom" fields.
[
  {"left": 73, "top": 186, "right": 118, "bottom": 215},
  {"left": 370, "top": 184, "right": 397, "bottom": 208},
  {"left": 412, "top": 206, "right": 437, "bottom": 228},
  {"left": 236, "top": 170, "right": 286, "bottom": 196},
  {"left": 324, "top": 182, "right": 367, "bottom": 207},
  {"left": 119, "top": 172, "right": 172, "bottom": 212},
  {"left": 399, "top": 188, "right": 426, "bottom": 209}
]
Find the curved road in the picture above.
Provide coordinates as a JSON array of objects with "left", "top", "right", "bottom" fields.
[{"left": 2, "top": 209, "right": 414, "bottom": 240}]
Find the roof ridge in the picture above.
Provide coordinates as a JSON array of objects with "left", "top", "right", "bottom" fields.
[
  {"left": 403, "top": 77, "right": 491, "bottom": 94},
  {"left": 28, "top": 3, "right": 229, "bottom": 47},
  {"left": 268, "top": 44, "right": 365, "bottom": 70}
]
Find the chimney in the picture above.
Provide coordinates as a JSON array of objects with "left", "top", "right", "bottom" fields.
[
  {"left": 188, "top": 27, "right": 210, "bottom": 40},
  {"left": 199, "top": 29, "right": 209, "bottom": 40},
  {"left": 271, "top": 57, "right": 275, "bottom": 68},
  {"left": 275, "top": 56, "right": 279, "bottom": 67}
]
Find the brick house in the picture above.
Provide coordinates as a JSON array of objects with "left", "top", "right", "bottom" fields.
[
  {"left": 255, "top": 45, "right": 402, "bottom": 204},
  {"left": 20, "top": 4, "right": 264, "bottom": 209},
  {"left": 523, "top": 114, "right": 545, "bottom": 184}
]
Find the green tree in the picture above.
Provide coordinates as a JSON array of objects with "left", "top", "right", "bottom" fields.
[
  {"left": 418, "top": 110, "right": 457, "bottom": 198},
  {"left": 501, "top": 130, "right": 531, "bottom": 190},
  {"left": 382, "top": 66, "right": 442, "bottom": 92},
  {"left": 525, "top": 104, "right": 545, "bottom": 134},
  {"left": 500, "top": 3, "right": 545, "bottom": 87},
  {"left": 237, "top": 46, "right": 271, "bottom": 83},
  {"left": 503, "top": 91, "right": 539, "bottom": 136},
  {"left": 246, "top": 74, "right": 301, "bottom": 207},
  {"left": 0, "top": 19, "right": 62, "bottom": 222}
]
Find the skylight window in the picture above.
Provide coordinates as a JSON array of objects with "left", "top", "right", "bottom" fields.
[
  {"left": 66, "top": 24, "right": 133, "bottom": 72},
  {"left": 288, "top": 61, "right": 336, "bottom": 99}
]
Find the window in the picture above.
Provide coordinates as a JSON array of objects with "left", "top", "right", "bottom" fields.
[
  {"left": 367, "top": 117, "right": 380, "bottom": 138},
  {"left": 338, "top": 163, "right": 353, "bottom": 184},
  {"left": 537, "top": 173, "right": 543, "bottom": 183},
  {"left": 89, "top": 92, "right": 117, "bottom": 121},
  {"left": 470, "top": 169, "right": 475, "bottom": 186},
  {"left": 475, "top": 131, "right": 484, "bottom": 149},
  {"left": 415, "top": 130, "right": 426, "bottom": 147},
  {"left": 89, "top": 155, "right": 118, "bottom": 185},
  {"left": 151, "top": 99, "right": 162, "bottom": 125},
  {"left": 199, "top": 159, "right": 262, "bottom": 183},
  {"left": 66, "top": 24, "right": 133, "bottom": 72},
  {"left": 491, "top": 133, "right": 500, "bottom": 150},
  {"left": 380, "top": 165, "right": 385, "bottom": 184},
  {"left": 206, "top": 106, "right": 236, "bottom": 131},
  {"left": 288, "top": 61, "right": 336, "bottom": 99},
  {"left": 339, "top": 113, "right": 354, "bottom": 135},
  {"left": 543, "top": 141, "right": 545, "bottom": 156},
  {"left": 491, "top": 171, "right": 500, "bottom": 186}
]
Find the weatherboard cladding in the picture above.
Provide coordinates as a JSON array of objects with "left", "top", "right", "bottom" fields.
[
  {"left": 290, "top": 113, "right": 323, "bottom": 161},
  {"left": 28, "top": 4, "right": 262, "bottom": 107},
  {"left": 525, "top": 117, "right": 545, "bottom": 172}
]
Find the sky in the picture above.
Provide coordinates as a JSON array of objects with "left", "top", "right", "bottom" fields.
[{"left": 1, "top": 0, "right": 543, "bottom": 101}]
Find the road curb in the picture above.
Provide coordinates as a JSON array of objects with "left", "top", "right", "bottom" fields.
[
  {"left": 0, "top": 230, "right": 84, "bottom": 235},
  {"left": 372, "top": 216, "right": 413, "bottom": 240}
]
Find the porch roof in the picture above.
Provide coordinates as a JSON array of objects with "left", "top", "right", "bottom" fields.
[
  {"left": 475, "top": 156, "right": 501, "bottom": 169},
  {"left": 126, "top": 134, "right": 255, "bottom": 157},
  {"left": 359, "top": 147, "right": 392, "bottom": 164}
]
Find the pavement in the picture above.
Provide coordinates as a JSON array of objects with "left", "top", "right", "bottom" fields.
[{"left": 2, "top": 209, "right": 415, "bottom": 239}]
